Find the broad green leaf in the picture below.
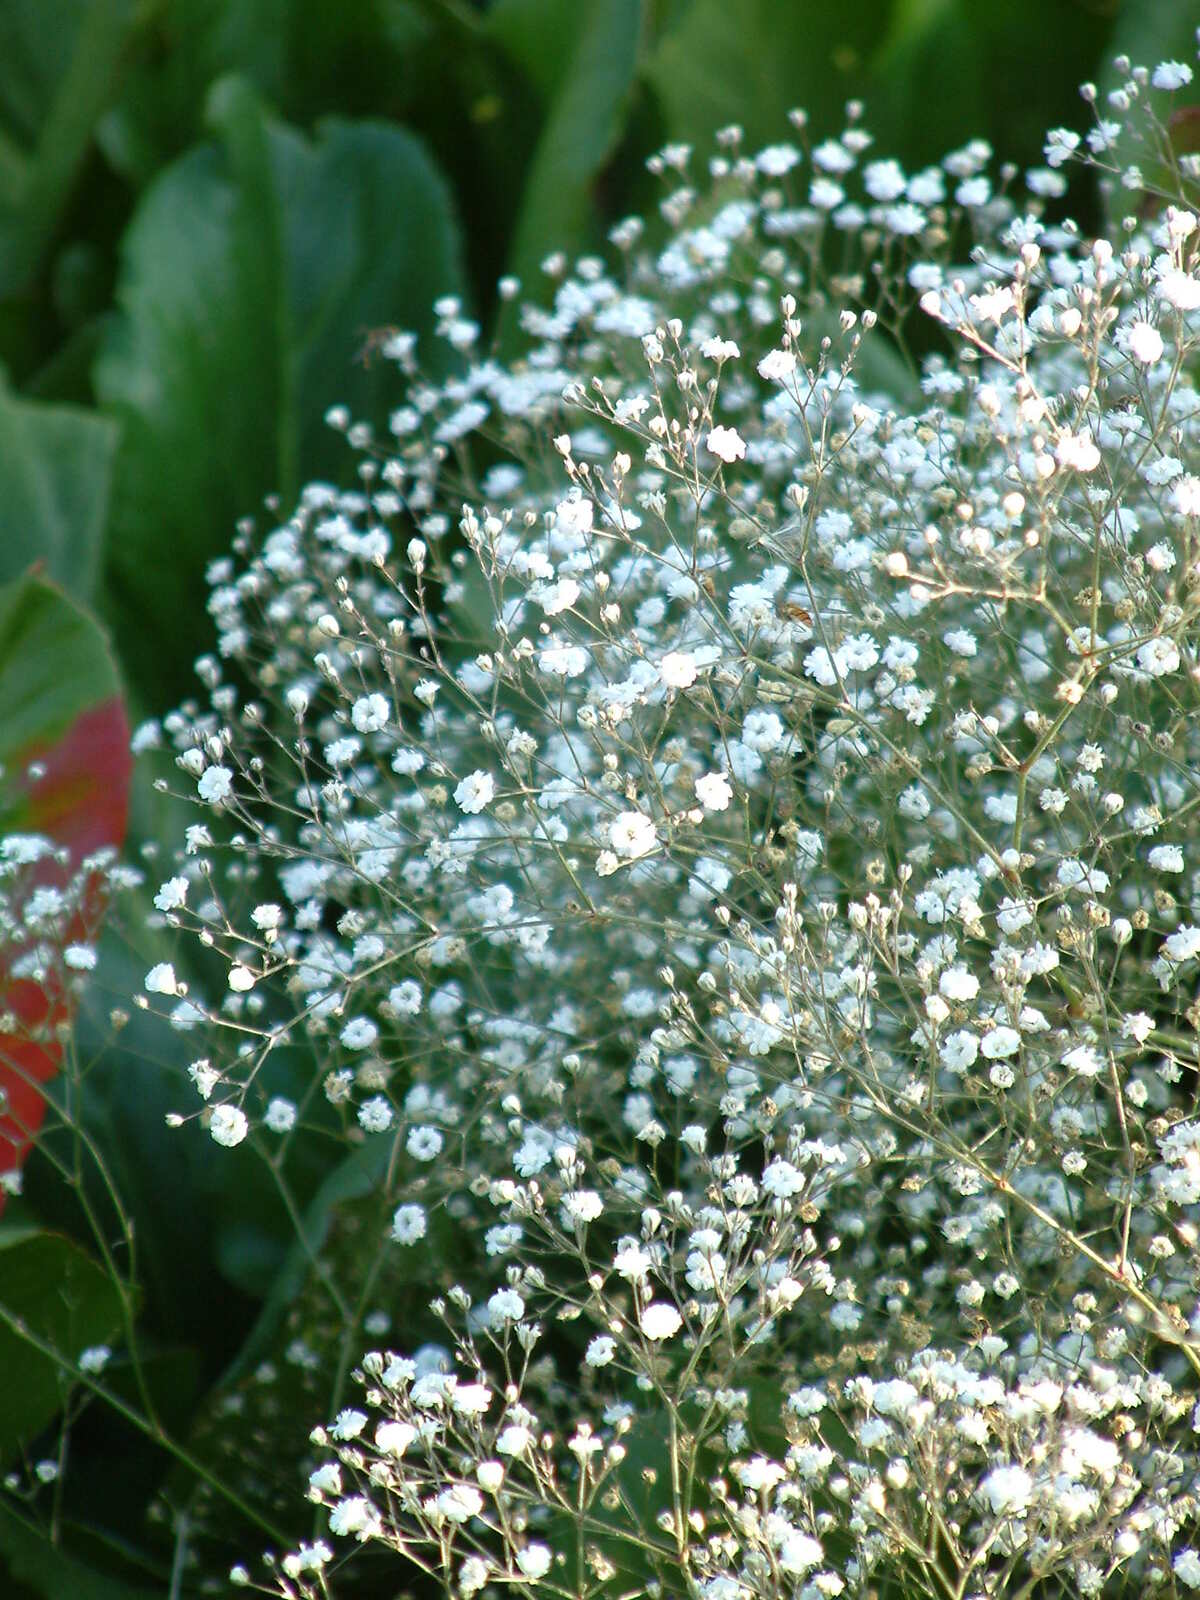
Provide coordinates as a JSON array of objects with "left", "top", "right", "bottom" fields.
[
  {"left": 0, "top": 0, "right": 141, "bottom": 297},
  {"left": 643, "top": 0, "right": 892, "bottom": 157},
  {"left": 96, "top": 0, "right": 414, "bottom": 187},
  {"left": 501, "top": 0, "right": 643, "bottom": 300},
  {"left": 0, "top": 1501, "right": 162, "bottom": 1600},
  {"left": 0, "top": 573, "right": 130, "bottom": 1201},
  {"left": 0, "top": 374, "right": 117, "bottom": 600},
  {"left": 0, "top": 1229, "right": 125, "bottom": 1456},
  {"left": 95, "top": 76, "right": 464, "bottom": 710},
  {"left": 486, "top": 0, "right": 591, "bottom": 106}
]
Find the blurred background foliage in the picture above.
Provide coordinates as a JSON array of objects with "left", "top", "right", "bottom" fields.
[{"left": 1, "top": 0, "right": 1198, "bottom": 1594}]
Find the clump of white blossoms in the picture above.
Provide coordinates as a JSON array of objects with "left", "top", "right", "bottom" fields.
[{"left": 137, "top": 44, "right": 1200, "bottom": 1600}]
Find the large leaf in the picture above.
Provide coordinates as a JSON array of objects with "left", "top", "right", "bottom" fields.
[
  {"left": 0, "top": 0, "right": 141, "bottom": 299},
  {"left": 643, "top": 0, "right": 893, "bottom": 157},
  {"left": 499, "top": 0, "right": 643, "bottom": 303},
  {"left": 0, "top": 375, "right": 117, "bottom": 600},
  {"left": 0, "top": 1501, "right": 161, "bottom": 1600},
  {"left": 96, "top": 0, "right": 414, "bottom": 187},
  {"left": 95, "top": 76, "right": 464, "bottom": 710},
  {"left": 0, "top": 1228, "right": 125, "bottom": 1456},
  {"left": 0, "top": 573, "right": 131, "bottom": 1202}
]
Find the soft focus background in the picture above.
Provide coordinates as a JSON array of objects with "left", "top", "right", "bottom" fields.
[{"left": 0, "top": 0, "right": 1195, "bottom": 1594}]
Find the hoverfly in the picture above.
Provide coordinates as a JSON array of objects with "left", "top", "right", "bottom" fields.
[{"left": 776, "top": 600, "right": 814, "bottom": 628}]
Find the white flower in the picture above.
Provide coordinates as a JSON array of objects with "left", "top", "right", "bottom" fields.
[
  {"left": 515, "top": 1545, "right": 552, "bottom": 1580},
  {"left": 538, "top": 642, "right": 589, "bottom": 677},
  {"left": 1152, "top": 61, "right": 1193, "bottom": 91},
  {"left": 391, "top": 1204, "right": 427, "bottom": 1244},
  {"left": 437, "top": 1484, "right": 483, "bottom": 1523},
  {"left": 610, "top": 810, "right": 657, "bottom": 858},
  {"left": 639, "top": 1302, "right": 682, "bottom": 1340},
  {"left": 1149, "top": 844, "right": 1184, "bottom": 872},
  {"left": 351, "top": 693, "right": 389, "bottom": 733},
  {"left": 375, "top": 1420, "right": 417, "bottom": 1457},
  {"left": 454, "top": 770, "right": 495, "bottom": 813},
  {"left": 153, "top": 876, "right": 188, "bottom": 912},
  {"left": 979, "top": 1464, "right": 1033, "bottom": 1516},
  {"left": 265, "top": 1097, "right": 296, "bottom": 1133},
  {"left": 407, "top": 1125, "right": 443, "bottom": 1161},
  {"left": 1175, "top": 1550, "right": 1200, "bottom": 1588},
  {"left": 757, "top": 348, "right": 796, "bottom": 382},
  {"left": 145, "top": 962, "right": 179, "bottom": 996},
  {"left": 939, "top": 967, "right": 980, "bottom": 1002},
  {"left": 1127, "top": 320, "right": 1163, "bottom": 364},
  {"left": 488, "top": 1288, "right": 526, "bottom": 1323},
  {"left": 1062, "top": 1045, "right": 1102, "bottom": 1078},
  {"left": 659, "top": 651, "right": 698, "bottom": 688},
  {"left": 695, "top": 771, "right": 733, "bottom": 811},
  {"left": 1136, "top": 636, "right": 1180, "bottom": 676},
  {"left": 1055, "top": 431, "right": 1100, "bottom": 473},
  {"left": 777, "top": 1532, "right": 823, "bottom": 1574},
  {"left": 705, "top": 425, "right": 746, "bottom": 464},
  {"left": 197, "top": 766, "right": 233, "bottom": 804},
  {"left": 980, "top": 1027, "right": 1020, "bottom": 1060},
  {"left": 1159, "top": 267, "right": 1200, "bottom": 311},
  {"left": 585, "top": 1335, "right": 616, "bottom": 1366},
  {"left": 1172, "top": 476, "right": 1200, "bottom": 518},
  {"left": 210, "top": 1104, "right": 248, "bottom": 1148},
  {"left": 534, "top": 576, "right": 580, "bottom": 616},
  {"left": 1164, "top": 925, "right": 1200, "bottom": 961},
  {"left": 328, "top": 1495, "right": 382, "bottom": 1540}
]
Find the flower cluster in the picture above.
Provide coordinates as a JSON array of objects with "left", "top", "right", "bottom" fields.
[{"left": 133, "top": 41, "right": 1200, "bottom": 1600}]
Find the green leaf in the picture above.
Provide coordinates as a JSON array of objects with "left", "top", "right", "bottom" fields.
[
  {"left": 643, "top": 0, "right": 892, "bottom": 156},
  {"left": 0, "top": 1500, "right": 162, "bottom": 1600},
  {"left": 0, "top": 374, "right": 117, "bottom": 601},
  {"left": 0, "top": 1230, "right": 125, "bottom": 1457},
  {"left": 485, "top": 0, "right": 592, "bottom": 106},
  {"left": 0, "top": 0, "right": 142, "bottom": 297},
  {"left": 94, "top": 76, "right": 464, "bottom": 709},
  {"left": 0, "top": 571, "right": 128, "bottom": 804},
  {"left": 500, "top": 0, "right": 643, "bottom": 299}
]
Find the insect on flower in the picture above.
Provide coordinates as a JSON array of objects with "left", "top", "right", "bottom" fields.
[{"left": 776, "top": 600, "right": 814, "bottom": 628}]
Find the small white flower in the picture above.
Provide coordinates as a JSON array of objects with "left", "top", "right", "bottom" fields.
[
  {"left": 391, "top": 1204, "right": 427, "bottom": 1245},
  {"left": 515, "top": 1545, "right": 552, "bottom": 1580},
  {"left": 454, "top": 770, "right": 495, "bottom": 813},
  {"left": 1171, "top": 476, "right": 1200, "bottom": 518},
  {"left": 145, "top": 963, "right": 179, "bottom": 996},
  {"left": 351, "top": 693, "right": 389, "bottom": 733},
  {"left": 1136, "top": 636, "right": 1180, "bottom": 676},
  {"left": 1152, "top": 62, "right": 1193, "bottom": 91},
  {"left": 1055, "top": 431, "right": 1100, "bottom": 473},
  {"left": 695, "top": 771, "right": 733, "bottom": 811},
  {"left": 153, "top": 876, "right": 189, "bottom": 912},
  {"left": 757, "top": 348, "right": 796, "bottom": 382},
  {"left": 939, "top": 967, "right": 980, "bottom": 1002},
  {"left": 610, "top": 810, "right": 657, "bottom": 859},
  {"left": 1127, "top": 320, "right": 1164, "bottom": 364},
  {"left": 979, "top": 1464, "right": 1033, "bottom": 1516},
  {"left": 488, "top": 1287, "right": 526, "bottom": 1324},
  {"left": 210, "top": 1104, "right": 248, "bottom": 1148},
  {"left": 1149, "top": 843, "right": 1184, "bottom": 872},
  {"left": 980, "top": 1027, "right": 1020, "bottom": 1060},
  {"left": 585, "top": 1334, "right": 616, "bottom": 1367},
  {"left": 705, "top": 425, "right": 746, "bottom": 464},
  {"left": 639, "top": 1302, "right": 682, "bottom": 1340},
  {"left": 197, "top": 766, "right": 233, "bottom": 805},
  {"left": 659, "top": 651, "right": 698, "bottom": 688}
]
